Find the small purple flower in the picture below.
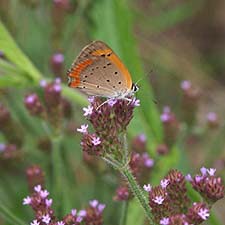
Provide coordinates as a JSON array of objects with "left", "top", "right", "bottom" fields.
[
  {"left": 160, "top": 113, "right": 170, "bottom": 122},
  {"left": 143, "top": 184, "right": 152, "bottom": 192},
  {"left": 25, "top": 94, "right": 36, "bottom": 104},
  {"left": 40, "top": 190, "right": 49, "bottom": 198},
  {"left": 91, "top": 136, "right": 101, "bottom": 146},
  {"left": 181, "top": 80, "right": 191, "bottom": 90},
  {"left": 200, "top": 167, "right": 207, "bottom": 176},
  {"left": 195, "top": 175, "right": 203, "bottom": 183},
  {"left": 89, "top": 199, "right": 98, "bottom": 208},
  {"left": 207, "top": 168, "right": 216, "bottom": 176},
  {"left": 185, "top": 174, "right": 193, "bottom": 182},
  {"left": 71, "top": 209, "right": 77, "bottom": 216},
  {"left": 88, "top": 96, "right": 95, "bottom": 103},
  {"left": 83, "top": 105, "right": 93, "bottom": 116},
  {"left": 108, "top": 98, "right": 117, "bottom": 107},
  {"left": 77, "top": 124, "right": 88, "bottom": 134},
  {"left": 34, "top": 184, "right": 42, "bottom": 192},
  {"left": 57, "top": 221, "right": 65, "bottom": 225},
  {"left": 45, "top": 199, "right": 53, "bottom": 207},
  {"left": 40, "top": 80, "right": 47, "bottom": 87},
  {"left": 42, "top": 214, "right": 51, "bottom": 224},
  {"left": 160, "top": 217, "right": 169, "bottom": 225},
  {"left": 142, "top": 153, "right": 154, "bottom": 167},
  {"left": 30, "top": 220, "right": 40, "bottom": 225},
  {"left": 55, "top": 77, "right": 61, "bottom": 84},
  {"left": 198, "top": 208, "right": 210, "bottom": 220},
  {"left": 97, "top": 203, "right": 106, "bottom": 213},
  {"left": 153, "top": 195, "right": 164, "bottom": 205},
  {"left": 23, "top": 196, "right": 32, "bottom": 205},
  {"left": 160, "top": 179, "right": 169, "bottom": 189},
  {"left": 207, "top": 112, "right": 217, "bottom": 122},
  {"left": 0, "top": 143, "right": 5, "bottom": 152},
  {"left": 53, "top": 53, "right": 64, "bottom": 64},
  {"left": 76, "top": 216, "right": 83, "bottom": 223},
  {"left": 132, "top": 98, "right": 140, "bottom": 107},
  {"left": 78, "top": 210, "right": 87, "bottom": 217},
  {"left": 53, "top": 83, "right": 62, "bottom": 93}
]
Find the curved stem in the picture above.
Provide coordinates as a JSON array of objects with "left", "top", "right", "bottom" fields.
[{"left": 121, "top": 166, "right": 155, "bottom": 225}]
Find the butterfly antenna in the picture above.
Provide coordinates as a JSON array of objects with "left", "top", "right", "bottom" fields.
[{"left": 95, "top": 98, "right": 111, "bottom": 110}]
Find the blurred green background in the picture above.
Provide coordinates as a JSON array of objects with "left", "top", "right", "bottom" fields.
[{"left": 0, "top": 0, "right": 224, "bottom": 224}]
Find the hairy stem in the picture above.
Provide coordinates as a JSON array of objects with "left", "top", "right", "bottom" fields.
[{"left": 121, "top": 166, "right": 155, "bottom": 225}]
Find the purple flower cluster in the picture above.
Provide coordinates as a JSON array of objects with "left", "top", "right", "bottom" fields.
[
  {"left": 143, "top": 168, "right": 224, "bottom": 224},
  {"left": 77, "top": 97, "right": 140, "bottom": 158},
  {"left": 23, "top": 184, "right": 105, "bottom": 225},
  {"left": 187, "top": 167, "right": 224, "bottom": 203},
  {"left": 24, "top": 78, "right": 72, "bottom": 129}
]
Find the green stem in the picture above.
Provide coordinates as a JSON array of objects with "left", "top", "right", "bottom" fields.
[
  {"left": 119, "top": 201, "right": 129, "bottom": 225},
  {"left": 121, "top": 166, "right": 155, "bottom": 225},
  {"left": 51, "top": 135, "right": 64, "bottom": 215}
]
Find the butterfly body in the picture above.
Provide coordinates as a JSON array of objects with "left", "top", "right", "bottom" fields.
[{"left": 67, "top": 41, "right": 138, "bottom": 99}]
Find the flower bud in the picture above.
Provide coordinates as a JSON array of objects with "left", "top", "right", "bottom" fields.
[
  {"left": 131, "top": 134, "right": 147, "bottom": 152},
  {"left": 180, "top": 80, "right": 200, "bottom": 125},
  {"left": 50, "top": 52, "right": 64, "bottom": 79},
  {"left": 156, "top": 144, "right": 169, "bottom": 155},
  {"left": 26, "top": 165, "right": 45, "bottom": 192},
  {"left": 160, "top": 106, "right": 179, "bottom": 147},
  {"left": 206, "top": 112, "right": 219, "bottom": 129},
  {"left": 24, "top": 93, "right": 45, "bottom": 118}
]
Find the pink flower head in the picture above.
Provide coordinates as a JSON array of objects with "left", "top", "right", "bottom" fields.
[
  {"left": 160, "top": 217, "right": 169, "bottom": 225},
  {"left": 143, "top": 184, "right": 152, "bottom": 192},
  {"left": 23, "top": 196, "right": 32, "bottom": 205},
  {"left": 83, "top": 105, "right": 93, "bottom": 116},
  {"left": 153, "top": 195, "right": 164, "bottom": 205},
  {"left": 89, "top": 199, "right": 98, "bottom": 208},
  {"left": 198, "top": 208, "right": 210, "bottom": 220},
  {"left": 30, "top": 220, "right": 40, "bottom": 225},
  {"left": 91, "top": 136, "right": 101, "bottom": 146},
  {"left": 42, "top": 214, "right": 51, "bottom": 224},
  {"left": 207, "top": 168, "right": 216, "bottom": 176},
  {"left": 160, "top": 179, "right": 169, "bottom": 189},
  {"left": 77, "top": 124, "right": 88, "bottom": 134},
  {"left": 34, "top": 184, "right": 42, "bottom": 193}
]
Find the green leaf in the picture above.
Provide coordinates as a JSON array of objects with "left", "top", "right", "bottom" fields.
[{"left": 0, "top": 20, "right": 42, "bottom": 82}]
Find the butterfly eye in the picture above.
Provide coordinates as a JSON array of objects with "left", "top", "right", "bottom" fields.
[{"left": 132, "top": 83, "right": 139, "bottom": 92}]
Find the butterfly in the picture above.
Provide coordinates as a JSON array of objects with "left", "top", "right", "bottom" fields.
[{"left": 67, "top": 41, "right": 138, "bottom": 100}]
